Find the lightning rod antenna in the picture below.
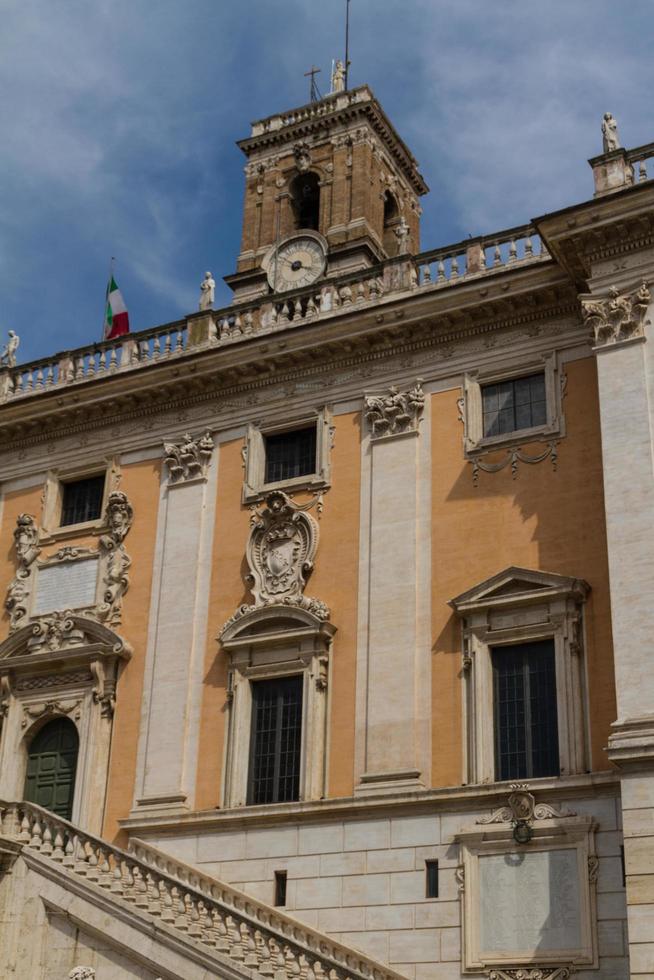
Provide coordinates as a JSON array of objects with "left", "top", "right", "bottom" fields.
[{"left": 344, "top": 0, "right": 351, "bottom": 90}]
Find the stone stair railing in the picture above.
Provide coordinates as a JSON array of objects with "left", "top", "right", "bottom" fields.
[
  {"left": 0, "top": 800, "right": 407, "bottom": 980},
  {"left": 0, "top": 221, "right": 552, "bottom": 407}
]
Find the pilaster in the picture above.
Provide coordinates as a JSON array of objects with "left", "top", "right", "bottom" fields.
[
  {"left": 131, "top": 436, "right": 219, "bottom": 814},
  {"left": 354, "top": 381, "right": 431, "bottom": 794}
]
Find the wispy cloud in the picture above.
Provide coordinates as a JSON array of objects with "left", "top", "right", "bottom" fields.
[{"left": 1, "top": 0, "right": 653, "bottom": 360}]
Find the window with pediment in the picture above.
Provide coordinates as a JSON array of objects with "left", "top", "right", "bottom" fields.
[{"left": 450, "top": 567, "right": 589, "bottom": 785}]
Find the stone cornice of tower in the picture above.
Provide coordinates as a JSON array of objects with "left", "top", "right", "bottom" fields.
[{"left": 237, "top": 85, "right": 429, "bottom": 196}]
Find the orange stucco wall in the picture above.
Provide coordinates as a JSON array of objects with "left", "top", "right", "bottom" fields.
[
  {"left": 194, "top": 410, "right": 363, "bottom": 809},
  {"left": 0, "top": 356, "right": 617, "bottom": 831},
  {"left": 430, "top": 356, "right": 615, "bottom": 786}
]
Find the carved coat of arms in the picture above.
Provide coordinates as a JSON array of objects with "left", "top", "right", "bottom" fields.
[{"left": 246, "top": 491, "right": 318, "bottom": 604}]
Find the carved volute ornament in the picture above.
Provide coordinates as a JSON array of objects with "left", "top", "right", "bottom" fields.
[
  {"left": 5, "top": 491, "right": 134, "bottom": 632},
  {"left": 488, "top": 968, "right": 572, "bottom": 980},
  {"left": 220, "top": 490, "right": 329, "bottom": 635},
  {"left": 97, "top": 491, "right": 134, "bottom": 625},
  {"left": 364, "top": 379, "right": 425, "bottom": 439},
  {"left": 163, "top": 430, "right": 214, "bottom": 483},
  {"left": 582, "top": 281, "right": 651, "bottom": 346},
  {"left": 477, "top": 783, "right": 576, "bottom": 828},
  {"left": 5, "top": 514, "right": 41, "bottom": 629}
]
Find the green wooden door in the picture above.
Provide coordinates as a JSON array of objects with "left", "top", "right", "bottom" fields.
[{"left": 24, "top": 718, "right": 79, "bottom": 820}]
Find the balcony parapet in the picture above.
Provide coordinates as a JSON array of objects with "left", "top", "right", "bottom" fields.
[
  {"left": 589, "top": 139, "right": 654, "bottom": 197},
  {"left": 0, "top": 222, "right": 550, "bottom": 407}
]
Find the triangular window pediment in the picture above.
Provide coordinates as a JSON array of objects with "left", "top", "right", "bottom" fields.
[{"left": 450, "top": 566, "right": 589, "bottom": 614}]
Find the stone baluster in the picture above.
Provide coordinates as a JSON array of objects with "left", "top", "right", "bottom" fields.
[
  {"left": 85, "top": 843, "right": 100, "bottom": 882},
  {"left": 256, "top": 930, "right": 275, "bottom": 975},
  {"left": 306, "top": 295, "right": 318, "bottom": 318},
  {"left": 437, "top": 259, "right": 446, "bottom": 282},
  {"left": 243, "top": 310, "right": 254, "bottom": 334},
  {"left": 227, "top": 914, "right": 245, "bottom": 960},
  {"left": 493, "top": 243, "right": 502, "bottom": 267},
  {"left": 271, "top": 939, "right": 287, "bottom": 980},
  {"left": 52, "top": 826, "right": 65, "bottom": 862},
  {"left": 525, "top": 236, "right": 534, "bottom": 258},
  {"left": 173, "top": 887, "right": 190, "bottom": 931},
  {"left": 213, "top": 910, "right": 231, "bottom": 953},
  {"left": 132, "top": 865, "right": 149, "bottom": 907},
  {"left": 508, "top": 238, "right": 517, "bottom": 263},
  {"left": 28, "top": 814, "right": 43, "bottom": 848},
  {"left": 98, "top": 848, "right": 113, "bottom": 888},
  {"left": 422, "top": 261, "right": 432, "bottom": 284},
  {"left": 18, "top": 812, "right": 31, "bottom": 843},
  {"left": 292, "top": 299, "right": 303, "bottom": 322},
  {"left": 98, "top": 349, "right": 107, "bottom": 374},
  {"left": 450, "top": 254, "right": 460, "bottom": 279},
  {"left": 62, "top": 834, "right": 76, "bottom": 869},
  {"left": 186, "top": 895, "right": 202, "bottom": 938}
]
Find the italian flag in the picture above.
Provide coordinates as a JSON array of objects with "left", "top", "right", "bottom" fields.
[{"left": 103, "top": 275, "right": 130, "bottom": 339}]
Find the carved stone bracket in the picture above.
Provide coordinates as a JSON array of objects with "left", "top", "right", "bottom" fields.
[
  {"left": 69, "top": 968, "right": 96, "bottom": 980},
  {"left": 477, "top": 784, "right": 577, "bottom": 827},
  {"left": 163, "top": 430, "right": 214, "bottom": 483},
  {"left": 487, "top": 968, "right": 573, "bottom": 980},
  {"left": 364, "top": 378, "right": 425, "bottom": 439},
  {"left": 582, "top": 280, "right": 650, "bottom": 347},
  {"left": 472, "top": 440, "right": 558, "bottom": 486}
]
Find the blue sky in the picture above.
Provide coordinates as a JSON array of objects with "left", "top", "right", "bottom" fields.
[{"left": 2, "top": 0, "right": 653, "bottom": 364}]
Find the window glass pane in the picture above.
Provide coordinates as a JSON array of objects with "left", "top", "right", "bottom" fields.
[
  {"left": 264, "top": 427, "right": 317, "bottom": 484},
  {"left": 248, "top": 676, "right": 303, "bottom": 805},
  {"left": 481, "top": 373, "right": 546, "bottom": 437},
  {"left": 492, "top": 640, "right": 559, "bottom": 781},
  {"left": 60, "top": 475, "right": 105, "bottom": 526}
]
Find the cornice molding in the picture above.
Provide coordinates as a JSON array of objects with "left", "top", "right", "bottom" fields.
[{"left": 0, "top": 281, "right": 578, "bottom": 455}]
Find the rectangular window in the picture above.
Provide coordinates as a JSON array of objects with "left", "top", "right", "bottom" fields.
[
  {"left": 60, "top": 475, "right": 105, "bottom": 527},
  {"left": 248, "top": 676, "right": 303, "bottom": 805},
  {"left": 425, "top": 860, "right": 439, "bottom": 898},
  {"left": 264, "top": 426, "right": 317, "bottom": 484},
  {"left": 492, "top": 640, "right": 559, "bottom": 781},
  {"left": 482, "top": 373, "right": 546, "bottom": 438},
  {"left": 274, "top": 870, "right": 287, "bottom": 907}
]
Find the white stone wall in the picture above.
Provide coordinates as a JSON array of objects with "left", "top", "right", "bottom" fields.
[{"left": 146, "top": 795, "right": 628, "bottom": 980}]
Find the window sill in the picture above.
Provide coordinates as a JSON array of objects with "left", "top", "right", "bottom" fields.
[
  {"left": 464, "top": 421, "right": 563, "bottom": 459},
  {"left": 242, "top": 473, "right": 329, "bottom": 505},
  {"left": 39, "top": 519, "right": 108, "bottom": 544}
]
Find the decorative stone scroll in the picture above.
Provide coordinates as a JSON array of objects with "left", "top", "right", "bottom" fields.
[
  {"left": 163, "top": 430, "right": 214, "bottom": 483},
  {"left": 477, "top": 784, "right": 576, "bottom": 827},
  {"left": 488, "top": 968, "right": 572, "bottom": 980},
  {"left": 582, "top": 280, "right": 651, "bottom": 346},
  {"left": 364, "top": 379, "right": 424, "bottom": 439},
  {"left": 97, "top": 490, "right": 133, "bottom": 625},
  {"left": 5, "top": 514, "right": 41, "bottom": 630},
  {"left": 219, "top": 490, "right": 329, "bottom": 637},
  {"left": 4, "top": 491, "right": 133, "bottom": 631}
]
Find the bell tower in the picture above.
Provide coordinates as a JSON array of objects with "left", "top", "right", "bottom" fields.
[{"left": 226, "top": 85, "right": 429, "bottom": 302}]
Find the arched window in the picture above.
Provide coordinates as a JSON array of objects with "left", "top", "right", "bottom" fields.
[
  {"left": 290, "top": 172, "right": 321, "bottom": 231},
  {"left": 383, "top": 191, "right": 400, "bottom": 254},
  {"left": 24, "top": 718, "right": 79, "bottom": 820}
]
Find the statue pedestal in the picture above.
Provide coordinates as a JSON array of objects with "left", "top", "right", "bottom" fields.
[
  {"left": 187, "top": 313, "right": 216, "bottom": 347},
  {"left": 589, "top": 147, "right": 632, "bottom": 197}
]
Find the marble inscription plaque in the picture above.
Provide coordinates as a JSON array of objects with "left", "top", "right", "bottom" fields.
[
  {"left": 479, "top": 848, "right": 581, "bottom": 954},
  {"left": 34, "top": 558, "right": 99, "bottom": 615}
]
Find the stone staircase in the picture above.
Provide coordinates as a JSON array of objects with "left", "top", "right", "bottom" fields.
[{"left": 0, "top": 800, "right": 408, "bottom": 980}]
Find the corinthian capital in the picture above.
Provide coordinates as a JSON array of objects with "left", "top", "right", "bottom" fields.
[{"left": 582, "top": 281, "right": 651, "bottom": 347}]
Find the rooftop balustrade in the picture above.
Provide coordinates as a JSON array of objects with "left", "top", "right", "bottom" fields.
[{"left": 0, "top": 221, "right": 551, "bottom": 406}]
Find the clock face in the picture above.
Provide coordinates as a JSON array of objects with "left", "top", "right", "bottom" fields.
[{"left": 267, "top": 236, "right": 326, "bottom": 292}]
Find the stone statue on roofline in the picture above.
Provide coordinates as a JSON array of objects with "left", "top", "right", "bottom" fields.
[
  {"left": 602, "top": 112, "right": 621, "bottom": 153},
  {"left": 0, "top": 329, "right": 19, "bottom": 368},
  {"left": 331, "top": 60, "right": 346, "bottom": 94},
  {"left": 199, "top": 270, "right": 215, "bottom": 311}
]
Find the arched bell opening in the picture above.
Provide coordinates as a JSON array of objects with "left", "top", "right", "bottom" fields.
[
  {"left": 23, "top": 716, "right": 79, "bottom": 821},
  {"left": 290, "top": 172, "right": 321, "bottom": 232},
  {"left": 382, "top": 191, "right": 400, "bottom": 255}
]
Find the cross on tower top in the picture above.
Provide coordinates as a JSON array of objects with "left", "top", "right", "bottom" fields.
[{"left": 304, "top": 65, "right": 322, "bottom": 103}]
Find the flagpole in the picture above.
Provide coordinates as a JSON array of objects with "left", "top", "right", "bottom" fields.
[{"left": 102, "top": 256, "right": 115, "bottom": 342}]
